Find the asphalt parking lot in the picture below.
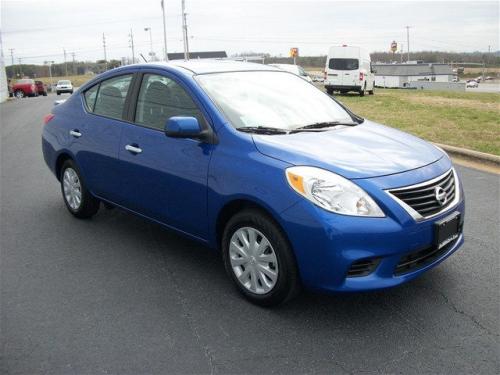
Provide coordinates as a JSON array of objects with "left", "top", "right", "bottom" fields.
[{"left": 1, "top": 94, "right": 499, "bottom": 375}]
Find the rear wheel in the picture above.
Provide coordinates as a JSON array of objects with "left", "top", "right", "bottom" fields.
[
  {"left": 57, "top": 91, "right": 61, "bottom": 95},
  {"left": 60, "top": 160, "right": 100, "bottom": 219},
  {"left": 368, "top": 85, "right": 374, "bottom": 95},
  {"left": 42, "top": 92, "right": 48, "bottom": 96},
  {"left": 359, "top": 83, "right": 367, "bottom": 96},
  {"left": 222, "top": 209, "right": 300, "bottom": 306},
  {"left": 326, "top": 87, "right": 334, "bottom": 95},
  {"left": 15, "top": 90, "right": 24, "bottom": 98}
]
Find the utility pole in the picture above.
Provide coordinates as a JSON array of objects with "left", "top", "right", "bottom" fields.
[
  {"left": 44, "top": 60, "right": 55, "bottom": 87},
  {"left": 400, "top": 43, "right": 403, "bottom": 63},
  {"left": 405, "top": 26, "right": 411, "bottom": 63},
  {"left": 63, "top": 48, "right": 68, "bottom": 76},
  {"left": 8, "top": 48, "right": 14, "bottom": 77},
  {"left": 9, "top": 48, "right": 14, "bottom": 66},
  {"left": 128, "top": 29, "right": 136, "bottom": 64},
  {"left": 102, "top": 33, "right": 108, "bottom": 70},
  {"left": 144, "top": 27, "right": 154, "bottom": 60},
  {"left": 161, "top": 0, "right": 169, "bottom": 61},
  {"left": 17, "top": 58, "right": 23, "bottom": 77},
  {"left": 181, "top": 0, "right": 190, "bottom": 60},
  {"left": 71, "top": 52, "right": 76, "bottom": 75}
]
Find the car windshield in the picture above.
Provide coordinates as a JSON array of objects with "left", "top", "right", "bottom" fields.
[
  {"left": 195, "top": 71, "right": 354, "bottom": 131},
  {"left": 17, "top": 79, "right": 33, "bottom": 84},
  {"left": 58, "top": 80, "right": 71, "bottom": 85}
]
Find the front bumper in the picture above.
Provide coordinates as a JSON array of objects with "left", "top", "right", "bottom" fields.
[{"left": 279, "top": 159, "right": 465, "bottom": 293}]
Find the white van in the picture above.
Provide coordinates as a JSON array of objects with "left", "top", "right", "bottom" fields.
[{"left": 324, "top": 45, "right": 375, "bottom": 96}]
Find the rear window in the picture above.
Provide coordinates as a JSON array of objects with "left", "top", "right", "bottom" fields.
[{"left": 328, "top": 58, "right": 359, "bottom": 70}]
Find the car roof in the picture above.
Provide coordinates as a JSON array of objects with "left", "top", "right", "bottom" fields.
[{"left": 133, "top": 60, "right": 280, "bottom": 75}]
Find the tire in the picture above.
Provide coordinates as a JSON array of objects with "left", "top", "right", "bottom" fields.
[
  {"left": 326, "top": 87, "right": 334, "bottom": 95},
  {"left": 15, "top": 90, "right": 24, "bottom": 99},
  {"left": 368, "top": 87, "right": 374, "bottom": 95},
  {"left": 340, "top": 90, "right": 347, "bottom": 95},
  {"left": 70, "top": 90, "right": 74, "bottom": 94},
  {"left": 43, "top": 92, "right": 47, "bottom": 96},
  {"left": 57, "top": 92, "right": 61, "bottom": 95},
  {"left": 222, "top": 209, "right": 300, "bottom": 306},
  {"left": 60, "top": 159, "right": 100, "bottom": 219},
  {"left": 359, "top": 83, "right": 366, "bottom": 97}
]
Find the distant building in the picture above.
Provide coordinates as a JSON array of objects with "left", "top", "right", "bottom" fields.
[
  {"left": 167, "top": 51, "right": 227, "bottom": 60},
  {"left": 373, "top": 63, "right": 455, "bottom": 88}
]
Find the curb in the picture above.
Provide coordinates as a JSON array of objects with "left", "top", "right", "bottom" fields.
[{"left": 434, "top": 143, "right": 500, "bottom": 166}]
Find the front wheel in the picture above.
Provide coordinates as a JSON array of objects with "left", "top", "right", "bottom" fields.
[
  {"left": 222, "top": 209, "right": 300, "bottom": 306},
  {"left": 326, "top": 87, "right": 334, "bottom": 95},
  {"left": 15, "top": 90, "right": 24, "bottom": 98},
  {"left": 60, "top": 160, "right": 100, "bottom": 219}
]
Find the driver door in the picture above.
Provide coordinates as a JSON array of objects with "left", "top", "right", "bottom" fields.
[{"left": 117, "top": 71, "right": 214, "bottom": 240}]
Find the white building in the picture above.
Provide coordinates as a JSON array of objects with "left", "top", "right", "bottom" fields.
[{"left": 374, "top": 63, "right": 455, "bottom": 88}]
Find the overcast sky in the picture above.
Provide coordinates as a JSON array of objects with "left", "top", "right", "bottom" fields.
[{"left": 1, "top": 0, "right": 498, "bottom": 65}]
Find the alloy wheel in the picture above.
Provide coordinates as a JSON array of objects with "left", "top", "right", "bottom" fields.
[{"left": 62, "top": 168, "right": 82, "bottom": 210}]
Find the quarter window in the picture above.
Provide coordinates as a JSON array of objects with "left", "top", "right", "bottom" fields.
[
  {"left": 84, "top": 84, "right": 99, "bottom": 112},
  {"left": 93, "top": 75, "right": 133, "bottom": 120},
  {"left": 135, "top": 74, "right": 204, "bottom": 130}
]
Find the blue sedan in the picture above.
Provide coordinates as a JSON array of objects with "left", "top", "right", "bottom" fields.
[{"left": 42, "top": 61, "right": 465, "bottom": 306}]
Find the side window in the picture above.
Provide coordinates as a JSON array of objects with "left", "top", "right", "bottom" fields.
[
  {"left": 93, "top": 75, "right": 133, "bottom": 120},
  {"left": 135, "top": 74, "right": 204, "bottom": 130},
  {"left": 84, "top": 84, "right": 99, "bottom": 112}
]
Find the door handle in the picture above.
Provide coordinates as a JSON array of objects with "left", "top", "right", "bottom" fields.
[
  {"left": 125, "top": 144, "right": 142, "bottom": 154},
  {"left": 69, "top": 129, "right": 82, "bottom": 138}
]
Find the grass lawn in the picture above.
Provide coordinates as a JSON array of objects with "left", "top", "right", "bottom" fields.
[{"left": 335, "top": 89, "right": 500, "bottom": 156}]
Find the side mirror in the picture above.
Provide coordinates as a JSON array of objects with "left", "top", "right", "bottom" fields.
[{"left": 165, "top": 116, "right": 209, "bottom": 141}]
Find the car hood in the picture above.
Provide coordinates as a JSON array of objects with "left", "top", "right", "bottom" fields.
[{"left": 252, "top": 120, "right": 444, "bottom": 179}]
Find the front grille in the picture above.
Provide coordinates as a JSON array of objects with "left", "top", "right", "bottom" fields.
[
  {"left": 347, "top": 258, "right": 380, "bottom": 277},
  {"left": 394, "top": 232, "right": 461, "bottom": 275},
  {"left": 388, "top": 169, "right": 456, "bottom": 218}
]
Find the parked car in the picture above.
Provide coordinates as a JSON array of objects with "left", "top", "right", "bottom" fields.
[
  {"left": 12, "top": 78, "right": 38, "bottom": 98},
  {"left": 42, "top": 61, "right": 465, "bottom": 306},
  {"left": 268, "top": 63, "right": 313, "bottom": 83},
  {"left": 466, "top": 80, "right": 478, "bottom": 88},
  {"left": 324, "top": 45, "right": 375, "bottom": 96},
  {"left": 35, "top": 81, "right": 48, "bottom": 96},
  {"left": 56, "top": 80, "right": 74, "bottom": 95}
]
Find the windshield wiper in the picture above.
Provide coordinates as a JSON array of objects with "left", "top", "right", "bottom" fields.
[
  {"left": 293, "top": 121, "right": 358, "bottom": 131},
  {"left": 237, "top": 126, "right": 289, "bottom": 135}
]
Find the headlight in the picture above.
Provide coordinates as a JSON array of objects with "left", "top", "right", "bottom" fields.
[{"left": 286, "top": 166, "right": 384, "bottom": 217}]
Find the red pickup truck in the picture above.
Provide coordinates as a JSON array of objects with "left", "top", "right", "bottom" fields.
[{"left": 12, "top": 79, "right": 38, "bottom": 98}]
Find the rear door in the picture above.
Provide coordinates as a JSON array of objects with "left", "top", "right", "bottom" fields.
[
  {"left": 75, "top": 73, "right": 135, "bottom": 202},
  {"left": 328, "top": 58, "right": 359, "bottom": 87},
  {"left": 117, "top": 70, "right": 214, "bottom": 239}
]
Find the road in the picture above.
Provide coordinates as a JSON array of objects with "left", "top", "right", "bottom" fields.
[{"left": 1, "top": 94, "right": 499, "bottom": 375}]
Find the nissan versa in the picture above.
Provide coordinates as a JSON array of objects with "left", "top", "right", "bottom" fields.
[{"left": 42, "top": 61, "right": 465, "bottom": 306}]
